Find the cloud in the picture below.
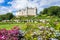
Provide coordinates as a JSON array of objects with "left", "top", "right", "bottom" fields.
[
  {"left": 0, "top": 0, "right": 60, "bottom": 15},
  {"left": 0, "top": 6, "right": 12, "bottom": 14},
  {"left": 0, "top": 0, "right": 4, "bottom": 3},
  {"left": 9, "top": 0, "right": 60, "bottom": 13},
  {"left": 8, "top": 0, "right": 40, "bottom": 13},
  {"left": 11, "top": 0, "right": 40, "bottom": 8},
  {"left": 8, "top": 0, "right": 28, "bottom": 10}
]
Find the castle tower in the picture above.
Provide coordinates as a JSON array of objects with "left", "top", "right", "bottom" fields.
[{"left": 27, "top": 7, "right": 37, "bottom": 16}]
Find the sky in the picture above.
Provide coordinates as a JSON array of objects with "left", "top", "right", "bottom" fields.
[{"left": 0, "top": 0, "right": 60, "bottom": 15}]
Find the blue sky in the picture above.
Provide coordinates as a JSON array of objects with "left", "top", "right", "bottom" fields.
[
  {"left": 0, "top": 0, "right": 12, "bottom": 6},
  {"left": 0, "top": 0, "right": 60, "bottom": 15}
]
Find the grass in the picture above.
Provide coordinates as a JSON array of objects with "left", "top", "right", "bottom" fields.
[
  {"left": 0, "top": 23, "right": 26, "bottom": 30},
  {"left": 0, "top": 18, "right": 60, "bottom": 31},
  {"left": 0, "top": 22, "right": 39, "bottom": 30}
]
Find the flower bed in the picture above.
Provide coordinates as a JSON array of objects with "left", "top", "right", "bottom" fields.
[
  {"left": 0, "top": 25, "right": 59, "bottom": 40},
  {"left": 0, "top": 26, "right": 23, "bottom": 40}
]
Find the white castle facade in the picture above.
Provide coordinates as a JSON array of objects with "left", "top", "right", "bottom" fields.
[{"left": 16, "top": 7, "right": 37, "bottom": 17}]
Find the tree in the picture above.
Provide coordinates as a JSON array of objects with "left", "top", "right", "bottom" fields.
[
  {"left": 40, "top": 6, "right": 60, "bottom": 17},
  {"left": 5, "top": 13, "right": 14, "bottom": 20},
  {"left": 0, "top": 13, "right": 14, "bottom": 21},
  {"left": 0, "top": 15, "right": 3, "bottom": 21},
  {"left": 41, "top": 8, "right": 48, "bottom": 15}
]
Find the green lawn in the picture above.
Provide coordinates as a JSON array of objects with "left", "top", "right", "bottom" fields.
[
  {"left": 0, "top": 21, "right": 60, "bottom": 31},
  {"left": 0, "top": 22, "right": 39, "bottom": 30},
  {"left": 0, "top": 23, "right": 26, "bottom": 30}
]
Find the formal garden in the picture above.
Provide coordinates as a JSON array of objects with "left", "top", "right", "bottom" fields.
[{"left": 0, "top": 6, "right": 60, "bottom": 40}]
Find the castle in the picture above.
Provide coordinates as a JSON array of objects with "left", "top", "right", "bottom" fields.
[{"left": 16, "top": 7, "right": 37, "bottom": 17}]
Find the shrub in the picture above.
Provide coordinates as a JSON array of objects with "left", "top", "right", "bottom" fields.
[{"left": 0, "top": 26, "right": 23, "bottom": 40}]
